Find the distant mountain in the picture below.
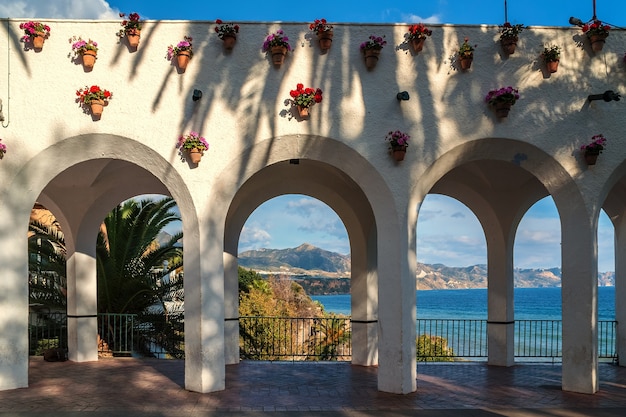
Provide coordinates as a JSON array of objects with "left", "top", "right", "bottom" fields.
[
  {"left": 238, "top": 244, "right": 615, "bottom": 293},
  {"left": 239, "top": 243, "right": 350, "bottom": 274}
]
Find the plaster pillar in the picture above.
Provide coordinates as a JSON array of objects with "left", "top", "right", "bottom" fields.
[
  {"left": 486, "top": 233, "right": 515, "bottom": 366},
  {"left": 613, "top": 213, "right": 626, "bottom": 366},
  {"left": 561, "top": 215, "right": 598, "bottom": 393},
  {"left": 65, "top": 251, "right": 98, "bottom": 362},
  {"left": 377, "top": 215, "right": 416, "bottom": 394},
  {"left": 350, "top": 228, "right": 378, "bottom": 366},
  {"left": 223, "top": 252, "right": 240, "bottom": 365},
  {"left": 0, "top": 208, "right": 29, "bottom": 390},
  {"left": 184, "top": 218, "right": 226, "bottom": 393}
]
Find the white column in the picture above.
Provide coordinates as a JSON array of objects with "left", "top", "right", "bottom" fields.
[
  {"left": 223, "top": 252, "right": 240, "bottom": 365},
  {"left": 613, "top": 214, "right": 626, "bottom": 366}
]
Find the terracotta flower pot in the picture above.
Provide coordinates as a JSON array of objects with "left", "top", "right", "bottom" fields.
[
  {"left": 546, "top": 60, "right": 559, "bottom": 74},
  {"left": 222, "top": 34, "right": 237, "bottom": 50},
  {"left": 126, "top": 29, "right": 141, "bottom": 48},
  {"left": 363, "top": 48, "right": 381, "bottom": 70},
  {"left": 501, "top": 37, "right": 518, "bottom": 55},
  {"left": 391, "top": 145, "right": 407, "bottom": 162},
  {"left": 460, "top": 55, "right": 473, "bottom": 70},
  {"left": 90, "top": 99, "right": 105, "bottom": 117},
  {"left": 494, "top": 101, "right": 512, "bottom": 118},
  {"left": 317, "top": 30, "right": 333, "bottom": 51},
  {"left": 270, "top": 45, "right": 287, "bottom": 67},
  {"left": 81, "top": 50, "right": 97, "bottom": 69},
  {"left": 176, "top": 51, "right": 191, "bottom": 71},
  {"left": 188, "top": 148, "right": 203, "bottom": 164},
  {"left": 32, "top": 32, "right": 45, "bottom": 49},
  {"left": 411, "top": 37, "right": 426, "bottom": 53},
  {"left": 584, "top": 151, "right": 599, "bottom": 165},
  {"left": 297, "top": 105, "right": 310, "bottom": 119},
  {"left": 589, "top": 34, "right": 607, "bottom": 52}
]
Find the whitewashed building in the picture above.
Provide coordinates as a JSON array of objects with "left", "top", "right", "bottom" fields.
[{"left": 0, "top": 18, "right": 625, "bottom": 395}]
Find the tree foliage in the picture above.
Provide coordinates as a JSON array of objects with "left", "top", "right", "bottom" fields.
[{"left": 416, "top": 334, "right": 455, "bottom": 362}]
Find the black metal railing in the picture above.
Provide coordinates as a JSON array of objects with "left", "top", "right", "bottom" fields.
[{"left": 28, "top": 313, "right": 618, "bottom": 362}]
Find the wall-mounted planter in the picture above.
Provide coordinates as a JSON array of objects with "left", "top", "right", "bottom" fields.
[
  {"left": 363, "top": 48, "right": 381, "bottom": 69},
  {"left": 82, "top": 50, "right": 97, "bottom": 69},
  {"left": 317, "top": 30, "right": 333, "bottom": 51},
  {"left": 391, "top": 145, "right": 407, "bottom": 161},
  {"left": 546, "top": 60, "right": 559, "bottom": 73},
  {"left": 90, "top": 99, "right": 104, "bottom": 117},
  {"left": 176, "top": 51, "right": 191, "bottom": 71},
  {"left": 459, "top": 56, "right": 473, "bottom": 70},
  {"left": 501, "top": 37, "right": 518, "bottom": 55},
  {"left": 126, "top": 29, "right": 140, "bottom": 48},
  {"left": 584, "top": 151, "right": 599, "bottom": 165},
  {"left": 589, "top": 34, "right": 607, "bottom": 52},
  {"left": 222, "top": 35, "right": 236, "bottom": 50},
  {"left": 271, "top": 45, "right": 287, "bottom": 67}
]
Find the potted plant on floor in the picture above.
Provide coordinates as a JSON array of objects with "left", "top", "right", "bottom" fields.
[
  {"left": 499, "top": 22, "right": 524, "bottom": 55},
  {"left": 310, "top": 18, "right": 334, "bottom": 52},
  {"left": 360, "top": 35, "right": 386, "bottom": 70},
  {"left": 167, "top": 36, "right": 193, "bottom": 72},
  {"left": 405, "top": 23, "right": 432, "bottom": 53},
  {"left": 76, "top": 85, "right": 113, "bottom": 118},
  {"left": 262, "top": 29, "right": 292, "bottom": 67},
  {"left": 485, "top": 86, "right": 520, "bottom": 118},
  {"left": 582, "top": 20, "right": 610, "bottom": 52},
  {"left": 20, "top": 21, "right": 51, "bottom": 50},
  {"left": 71, "top": 37, "right": 99, "bottom": 70},
  {"left": 117, "top": 12, "right": 143, "bottom": 49},
  {"left": 386, "top": 130, "right": 410, "bottom": 162},
  {"left": 177, "top": 131, "right": 209, "bottom": 164},
  {"left": 215, "top": 19, "right": 239, "bottom": 50},
  {"left": 580, "top": 134, "right": 607, "bottom": 165},
  {"left": 289, "top": 83, "right": 323, "bottom": 119}
]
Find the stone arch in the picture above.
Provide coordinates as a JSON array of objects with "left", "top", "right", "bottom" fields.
[
  {"left": 0, "top": 134, "right": 199, "bottom": 390},
  {"left": 410, "top": 137, "right": 599, "bottom": 393},
  {"left": 209, "top": 134, "right": 416, "bottom": 393}
]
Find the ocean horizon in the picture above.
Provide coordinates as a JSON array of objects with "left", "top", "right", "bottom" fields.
[{"left": 311, "top": 287, "right": 616, "bottom": 320}]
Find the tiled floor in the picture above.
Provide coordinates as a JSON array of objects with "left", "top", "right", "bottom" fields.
[{"left": 1, "top": 358, "right": 625, "bottom": 416}]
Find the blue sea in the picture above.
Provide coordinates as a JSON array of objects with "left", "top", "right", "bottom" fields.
[{"left": 311, "top": 287, "right": 616, "bottom": 320}]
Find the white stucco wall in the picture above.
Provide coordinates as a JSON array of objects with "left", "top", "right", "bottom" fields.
[{"left": 1, "top": 18, "right": 625, "bottom": 394}]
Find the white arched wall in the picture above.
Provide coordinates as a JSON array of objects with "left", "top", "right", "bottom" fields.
[
  {"left": 212, "top": 134, "right": 417, "bottom": 394},
  {"left": 0, "top": 134, "right": 209, "bottom": 391},
  {"left": 411, "top": 138, "right": 599, "bottom": 393}
]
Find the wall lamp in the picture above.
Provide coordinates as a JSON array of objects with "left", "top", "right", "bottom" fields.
[
  {"left": 569, "top": 16, "right": 584, "bottom": 27},
  {"left": 192, "top": 89, "right": 203, "bottom": 101},
  {"left": 396, "top": 91, "right": 410, "bottom": 101},
  {"left": 588, "top": 90, "right": 621, "bottom": 102}
]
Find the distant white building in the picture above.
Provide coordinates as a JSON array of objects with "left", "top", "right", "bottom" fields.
[{"left": 1, "top": 18, "right": 625, "bottom": 395}]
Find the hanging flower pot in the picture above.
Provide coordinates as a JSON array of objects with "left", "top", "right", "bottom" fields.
[
  {"left": 546, "top": 60, "right": 559, "bottom": 73},
  {"left": 76, "top": 85, "right": 113, "bottom": 119},
  {"left": 271, "top": 45, "right": 287, "bottom": 66},
  {"left": 363, "top": 48, "right": 381, "bottom": 69},
  {"left": 222, "top": 34, "right": 237, "bottom": 50},
  {"left": 589, "top": 34, "right": 607, "bottom": 52},
  {"left": 411, "top": 38, "right": 426, "bottom": 53},
  {"left": 460, "top": 56, "right": 473, "bottom": 70},
  {"left": 126, "top": 29, "right": 141, "bottom": 48},
  {"left": 89, "top": 99, "right": 105, "bottom": 117},
  {"left": 405, "top": 24, "right": 432, "bottom": 54},
  {"left": 500, "top": 36, "right": 518, "bottom": 55},
  {"left": 580, "top": 134, "right": 607, "bottom": 166},
  {"left": 290, "top": 84, "right": 323, "bottom": 120},
  {"left": 385, "top": 131, "right": 410, "bottom": 162},
  {"left": 82, "top": 49, "right": 97, "bottom": 69},
  {"left": 485, "top": 87, "right": 519, "bottom": 118},
  {"left": 188, "top": 148, "right": 203, "bottom": 164},
  {"left": 177, "top": 132, "right": 209, "bottom": 165},
  {"left": 263, "top": 29, "right": 292, "bottom": 68},
  {"left": 317, "top": 31, "right": 334, "bottom": 51},
  {"left": 176, "top": 51, "right": 191, "bottom": 70},
  {"left": 19, "top": 21, "right": 50, "bottom": 51},
  {"left": 494, "top": 101, "right": 512, "bottom": 118},
  {"left": 297, "top": 105, "right": 310, "bottom": 119},
  {"left": 167, "top": 36, "right": 193, "bottom": 73}
]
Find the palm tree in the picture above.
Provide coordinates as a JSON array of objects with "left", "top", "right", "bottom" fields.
[
  {"left": 28, "top": 221, "right": 67, "bottom": 310},
  {"left": 96, "top": 197, "right": 182, "bottom": 315}
]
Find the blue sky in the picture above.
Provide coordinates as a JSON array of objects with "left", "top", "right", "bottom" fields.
[{"left": 3, "top": 0, "right": 620, "bottom": 271}]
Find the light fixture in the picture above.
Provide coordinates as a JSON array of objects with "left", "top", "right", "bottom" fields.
[
  {"left": 569, "top": 16, "right": 584, "bottom": 27},
  {"left": 289, "top": 159, "right": 300, "bottom": 165},
  {"left": 192, "top": 89, "right": 202, "bottom": 101},
  {"left": 396, "top": 91, "right": 410, "bottom": 101},
  {"left": 587, "top": 90, "right": 621, "bottom": 102}
]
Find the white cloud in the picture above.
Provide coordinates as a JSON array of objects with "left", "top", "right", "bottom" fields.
[
  {"left": 239, "top": 225, "right": 272, "bottom": 250},
  {"left": 0, "top": 0, "right": 119, "bottom": 19},
  {"left": 401, "top": 13, "right": 441, "bottom": 24}
]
